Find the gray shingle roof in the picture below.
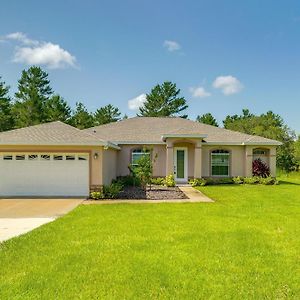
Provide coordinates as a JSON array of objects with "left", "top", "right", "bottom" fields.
[
  {"left": 84, "top": 117, "right": 281, "bottom": 145},
  {"left": 0, "top": 121, "right": 119, "bottom": 148}
]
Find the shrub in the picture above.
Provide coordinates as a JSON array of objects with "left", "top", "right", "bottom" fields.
[
  {"left": 151, "top": 177, "right": 165, "bottom": 186},
  {"left": 114, "top": 175, "right": 140, "bottom": 187},
  {"left": 103, "top": 182, "right": 123, "bottom": 199},
  {"left": 259, "top": 176, "right": 279, "bottom": 185},
  {"left": 165, "top": 174, "right": 175, "bottom": 187},
  {"left": 252, "top": 159, "right": 270, "bottom": 178},
  {"left": 243, "top": 176, "right": 260, "bottom": 184},
  {"left": 189, "top": 178, "right": 207, "bottom": 186},
  {"left": 217, "top": 178, "right": 234, "bottom": 184},
  {"left": 90, "top": 191, "right": 104, "bottom": 200},
  {"left": 233, "top": 176, "right": 244, "bottom": 184}
]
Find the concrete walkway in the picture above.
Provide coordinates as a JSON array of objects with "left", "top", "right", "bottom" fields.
[
  {"left": 0, "top": 199, "right": 83, "bottom": 242},
  {"left": 178, "top": 186, "right": 214, "bottom": 202},
  {"left": 0, "top": 218, "right": 54, "bottom": 242},
  {"left": 84, "top": 186, "right": 214, "bottom": 204}
]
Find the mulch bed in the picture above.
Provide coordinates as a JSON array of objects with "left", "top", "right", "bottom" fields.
[{"left": 117, "top": 185, "right": 188, "bottom": 200}]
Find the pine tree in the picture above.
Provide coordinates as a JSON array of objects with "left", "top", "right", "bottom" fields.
[
  {"left": 45, "top": 95, "right": 71, "bottom": 123},
  {"left": 138, "top": 81, "right": 188, "bottom": 118},
  {"left": 69, "top": 102, "right": 94, "bottom": 129},
  {"left": 13, "top": 66, "right": 53, "bottom": 127},
  {"left": 94, "top": 104, "right": 121, "bottom": 125},
  {"left": 196, "top": 113, "right": 219, "bottom": 127},
  {"left": 0, "top": 77, "right": 14, "bottom": 131}
]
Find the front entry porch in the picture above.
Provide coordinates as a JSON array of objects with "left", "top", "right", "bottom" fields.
[{"left": 164, "top": 136, "right": 204, "bottom": 183}]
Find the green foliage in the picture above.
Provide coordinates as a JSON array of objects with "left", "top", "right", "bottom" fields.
[
  {"left": 223, "top": 109, "right": 297, "bottom": 172},
  {"left": 114, "top": 175, "right": 141, "bottom": 187},
  {"left": 189, "top": 178, "right": 207, "bottom": 186},
  {"left": 232, "top": 176, "right": 244, "bottom": 184},
  {"left": 13, "top": 66, "right": 53, "bottom": 127},
  {"left": 0, "top": 77, "right": 14, "bottom": 131},
  {"left": 90, "top": 191, "right": 104, "bottom": 200},
  {"left": 138, "top": 81, "right": 188, "bottom": 118},
  {"left": 295, "top": 136, "right": 300, "bottom": 168},
  {"left": 259, "top": 176, "right": 278, "bottom": 185},
  {"left": 131, "top": 149, "right": 153, "bottom": 190},
  {"left": 196, "top": 113, "right": 219, "bottom": 127},
  {"left": 150, "top": 177, "right": 165, "bottom": 186},
  {"left": 165, "top": 174, "right": 176, "bottom": 187},
  {"left": 94, "top": 104, "right": 121, "bottom": 125},
  {"left": 69, "top": 102, "right": 94, "bottom": 129},
  {"left": 90, "top": 182, "right": 123, "bottom": 200},
  {"left": 102, "top": 182, "right": 123, "bottom": 198},
  {"left": 44, "top": 94, "right": 71, "bottom": 123},
  {"left": 243, "top": 176, "right": 261, "bottom": 184}
]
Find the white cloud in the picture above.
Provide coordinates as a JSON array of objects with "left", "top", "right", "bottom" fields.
[
  {"left": 4, "top": 32, "right": 39, "bottom": 46},
  {"left": 128, "top": 94, "right": 147, "bottom": 110},
  {"left": 212, "top": 75, "right": 243, "bottom": 95},
  {"left": 163, "top": 40, "right": 181, "bottom": 52},
  {"left": 2, "top": 32, "right": 76, "bottom": 69},
  {"left": 189, "top": 86, "right": 211, "bottom": 98}
]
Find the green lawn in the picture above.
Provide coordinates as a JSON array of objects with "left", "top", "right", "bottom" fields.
[{"left": 0, "top": 174, "right": 300, "bottom": 299}]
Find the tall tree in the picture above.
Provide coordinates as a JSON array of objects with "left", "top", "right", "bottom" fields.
[
  {"left": 13, "top": 66, "right": 53, "bottom": 127},
  {"left": 94, "top": 104, "right": 121, "bottom": 125},
  {"left": 223, "top": 109, "right": 297, "bottom": 172},
  {"left": 138, "top": 81, "right": 188, "bottom": 118},
  {"left": 0, "top": 77, "right": 14, "bottom": 131},
  {"left": 45, "top": 95, "right": 71, "bottom": 123},
  {"left": 69, "top": 102, "right": 94, "bottom": 129},
  {"left": 196, "top": 113, "right": 219, "bottom": 127}
]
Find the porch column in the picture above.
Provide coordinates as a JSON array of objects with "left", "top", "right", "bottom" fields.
[
  {"left": 194, "top": 141, "right": 202, "bottom": 178},
  {"left": 245, "top": 146, "right": 253, "bottom": 177},
  {"left": 166, "top": 141, "right": 174, "bottom": 176}
]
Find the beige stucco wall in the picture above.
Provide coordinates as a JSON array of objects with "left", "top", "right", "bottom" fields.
[
  {"left": 202, "top": 145, "right": 246, "bottom": 177},
  {"left": 102, "top": 148, "right": 118, "bottom": 185},
  {"left": 245, "top": 145, "right": 277, "bottom": 177},
  {"left": 116, "top": 144, "right": 166, "bottom": 177},
  {"left": 0, "top": 145, "right": 104, "bottom": 186}
]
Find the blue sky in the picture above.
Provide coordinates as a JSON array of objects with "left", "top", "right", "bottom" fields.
[{"left": 0, "top": 0, "right": 300, "bottom": 133}]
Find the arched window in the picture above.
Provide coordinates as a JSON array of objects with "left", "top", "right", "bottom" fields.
[
  {"left": 211, "top": 150, "right": 230, "bottom": 176},
  {"left": 131, "top": 148, "right": 150, "bottom": 167}
]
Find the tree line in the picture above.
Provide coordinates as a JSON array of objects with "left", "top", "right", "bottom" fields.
[{"left": 0, "top": 66, "right": 299, "bottom": 171}]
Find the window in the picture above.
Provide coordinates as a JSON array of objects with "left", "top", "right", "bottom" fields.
[
  {"left": 131, "top": 149, "right": 150, "bottom": 167},
  {"left": 41, "top": 154, "right": 50, "bottom": 161},
  {"left": 78, "top": 155, "right": 88, "bottom": 161},
  {"left": 53, "top": 155, "right": 63, "bottom": 161},
  {"left": 66, "top": 155, "right": 75, "bottom": 160},
  {"left": 16, "top": 155, "right": 25, "bottom": 160},
  {"left": 3, "top": 155, "right": 13, "bottom": 160},
  {"left": 28, "top": 154, "right": 38, "bottom": 161},
  {"left": 253, "top": 149, "right": 266, "bottom": 155},
  {"left": 211, "top": 150, "right": 230, "bottom": 176}
]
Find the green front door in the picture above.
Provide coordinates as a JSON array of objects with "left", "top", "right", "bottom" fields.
[{"left": 176, "top": 150, "right": 185, "bottom": 179}]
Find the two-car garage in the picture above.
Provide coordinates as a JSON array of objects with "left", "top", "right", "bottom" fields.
[{"left": 0, "top": 153, "right": 90, "bottom": 197}]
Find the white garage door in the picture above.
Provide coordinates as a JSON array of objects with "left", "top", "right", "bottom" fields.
[{"left": 0, "top": 153, "right": 90, "bottom": 197}]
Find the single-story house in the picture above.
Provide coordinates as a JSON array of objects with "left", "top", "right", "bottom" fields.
[{"left": 0, "top": 117, "right": 281, "bottom": 197}]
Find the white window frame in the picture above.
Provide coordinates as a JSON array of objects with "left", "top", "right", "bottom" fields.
[
  {"left": 211, "top": 150, "right": 230, "bottom": 177},
  {"left": 131, "top": 149, "right": 150, "bottom": 167}
]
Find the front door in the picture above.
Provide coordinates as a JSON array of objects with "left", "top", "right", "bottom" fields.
[{"left": 174, "top": 147, "right": 188, "bottom": 182}]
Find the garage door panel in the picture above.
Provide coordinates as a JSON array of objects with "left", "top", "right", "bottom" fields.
[{"left": 0, "top": 154, "right": 89, "bottom": 197}]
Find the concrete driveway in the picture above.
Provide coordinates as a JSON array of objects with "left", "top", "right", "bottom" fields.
[{"left": 0, "top": 199, "right": 83, "bottom": 242}]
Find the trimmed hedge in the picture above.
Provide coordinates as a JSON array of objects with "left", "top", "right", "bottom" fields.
[{"left": 190, "top": 176, "right": 278, "bottom": 186}]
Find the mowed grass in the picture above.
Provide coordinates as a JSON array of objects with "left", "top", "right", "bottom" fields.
[{"left": 0, "top": 174, "right": 300, "bottom": 299}]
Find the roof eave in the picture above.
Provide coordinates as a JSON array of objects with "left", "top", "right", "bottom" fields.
[{"left": 161, "top": 134, "right": 208, "bottom": 142}]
